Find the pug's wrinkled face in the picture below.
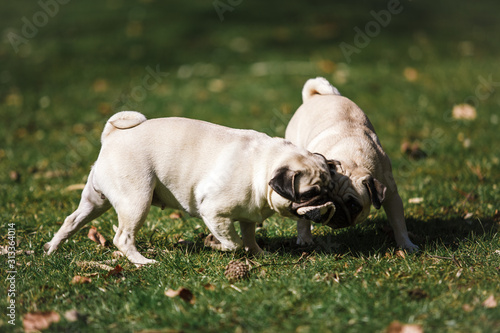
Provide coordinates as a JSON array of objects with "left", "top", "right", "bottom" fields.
[
  {"left": 324, "top": 162, "right": 387, "bottom": 229},
  {"left": 268, "top": 154, "right": 336, "bottom": 225}
]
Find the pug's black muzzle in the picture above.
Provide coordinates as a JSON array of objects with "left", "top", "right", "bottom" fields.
[
  {"left": 302, "top": 207, "right": 329, "bottom": 223},
  {"left": 325, "top": 199, "right": 354, "bottom": 229}
]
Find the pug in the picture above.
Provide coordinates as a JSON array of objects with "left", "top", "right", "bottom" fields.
[
  {"left": 44, "top": 111, "right": 336, "bottom": 265},
  {"left": 285, "top": 77, "right": 418, "bottom": 251}
]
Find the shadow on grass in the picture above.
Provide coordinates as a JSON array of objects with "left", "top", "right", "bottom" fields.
[
  {"left": 134, "top": 215, "right": 498, "bottom": 263},
  {"left": 256, "top": 216, "right": 499, "bottom": 258}
]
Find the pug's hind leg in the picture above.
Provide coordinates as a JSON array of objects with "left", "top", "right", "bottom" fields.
[
  {"left": 44, "top": 179, "right": 111, "bottom": 255},
  {"left": 240, "top": 221, "right": 265, "bottom": 256},
  {"left": 201, "top": 215, "right": 243, "bottom": 252},
  {"left": 296, "top": 219, "right": 314, "bottom": 246},
  {"left": 113, "top": 203, "right": 157, "bottom": 266}
]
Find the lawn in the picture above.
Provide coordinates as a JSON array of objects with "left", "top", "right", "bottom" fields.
[{"left": 1, "top": 0, "right": 499, "bottom": 332}]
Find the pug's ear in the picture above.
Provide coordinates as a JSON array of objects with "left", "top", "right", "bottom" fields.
[
  {"left": 314, "top": 152, "right": 327, "bottom": 161},
  {"left": 362, "top": 177, "right": 386, "bottom": 209},
  {"left": 314, "top": 154, "right": 339, "bottom": 176},
  {"left": 269, "top": 167, "right": 299, "bottom": 202},
  {"left": 326, "top": 159, "right": 341, "bottom": 175}
]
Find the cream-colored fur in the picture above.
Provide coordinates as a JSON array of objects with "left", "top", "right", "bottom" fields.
[
  {"left": 286, "top": 77, "right": 418, "bottom": 251},
  {"left": 45, "top": 111, "right": 336, "bottom": 265}
]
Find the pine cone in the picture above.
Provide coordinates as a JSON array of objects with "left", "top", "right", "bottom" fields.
[{"left": 224, "top": 260, "right": 250, "bottom": 281}]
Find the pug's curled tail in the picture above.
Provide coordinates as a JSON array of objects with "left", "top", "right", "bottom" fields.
[
  {"left": 302, "top": 77, "right": 341, "bottom": 103},
  {"left": 101, "top": 111, "right": 147, "bottom": 142}
]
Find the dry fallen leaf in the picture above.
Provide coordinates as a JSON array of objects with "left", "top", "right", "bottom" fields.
[
  {"left": 106, "top": 264, "right": 124, "bottom": 278},
  {"left": 386, "top": 321, "right": 423, "bottom": 333},
  {"left": 23, "top": 311, "right": 61, "bottom": 332},
  {"left": 63, "top": 309, "right": 82, "bottom": 322},
  {"left": 462, "top": 304, "right": 474, "bottom": 312},
  {"left": 403, "top": 67, "right": 419, "bottom": 82},
  {"left": 88, "top": 226, "right": 107, "bottom": 246},
  {"left": 93, "top": 78, "right": 109, "bottom": 93},
  {"left": 316, "top": 59, "right": 336, "bottom": 73},
  {"left": 401, "top": 141, "right": 427, "bottom": 160},
  {"left": 9, "top": 170, "right": 21, "bottom": 182},
  {"left": 177, "top": 239, "right": 194, "bottom": 247},
  {"left": 493, "top": 210, "right": 500, "bottom": 222},
  {"left": 6, "top": 92, "right": 23, "bottom": 107},
  {"left": 482, "top": 295, "right": 497, "bottom": 308},
  {"left": 71, "top": 275, "right": 92, "bottom": 284},
  {"left": 463, "top": 212, "right": 474, "bottom": 220},
  {"left": 98, "top": 102, "right": 113, "bottom": 115},
  {"left": 408, "top": 288, "right": 428, "bottom": 300},
  {"left": 165, "top": 289, "right": 179, "bottom": 297},
  {"left": 452, "top": 103, "right": 477, "bottom": 120},
  {"left": 165, "top": 287, "right": 196, "bottom": 304},
  {"left": 179, "top": 289, "right": 195, "bottom": 304},
  {"left": 208, "top": 79, "right": 225, "bottom": 93},
  {"left": 203, "top": 283, "right": 216, "bottom": 291},
  {"left": 409, "top": 143, "right": 427, "bottom": 159},
  {"left": 395, "top": 250, "right": 406, "bottom": 259},
  {"left": 169, "top": 212, "right": 182, "bottom": 219}
]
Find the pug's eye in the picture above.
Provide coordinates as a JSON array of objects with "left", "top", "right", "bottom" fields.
[
  {"left": 347, "top": 198, "right": 362, "bottom": 214},
  {"left": 301, "top": 189, "right": 319, "bottom": 201}
]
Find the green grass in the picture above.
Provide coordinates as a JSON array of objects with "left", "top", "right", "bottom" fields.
[{"left": 1, "top": 0, "right": 499, "bottom": 332}]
